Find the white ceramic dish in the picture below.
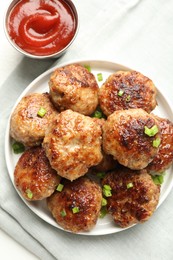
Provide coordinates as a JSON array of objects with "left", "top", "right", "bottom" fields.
[{"left": 5, "top": 60, "right": 173, "bottom": 235}]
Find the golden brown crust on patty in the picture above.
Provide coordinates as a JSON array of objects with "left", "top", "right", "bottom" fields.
[
  {"left": 146, "top": 115, "right": 173, "bottom": 173},
  {"left": 43, "top": 109, "right": 103, "bottom": 181},
  {"left": 10, "top": 93, "right": 58, "bottom": 147},
  {"left": 99, "top": 70, "right": 157, "bottom": 116},
  {"left": 49, "top": 63, "right": 99, "bottom": 115},
  {"left": 14, "top": 147, "right": 61, "bottom": 201},
  {"left": 102, "top": 109, "right": 161, "bottom": 170},
  {"left": 102, "top": 168, "right": 160, "bottom": 228},
  {"left": 47, "top": 177, "right": 102, "bottom": 233}
]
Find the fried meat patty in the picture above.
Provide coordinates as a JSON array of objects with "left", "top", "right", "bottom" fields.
[
  {"left": 49, "top": 63, "right": 99, "bottom": 115},
  {"left": 92, "top": 151, "right": 118, "bottom": 173},
  {"left": 14, "top": 147, "right": 61, "bottom": 201},
  {"left": 10, "top": 93, "right": 58, "bottom": 147},
  {"left": 102, "top": 109, "right": 161, "bottom": 170},
  {"left": 43, "top": 109, "right": 103, "bottom": 181},
  {"left": 146, "top": 115, "right": 173, "bottom": 173},
  {"left": 99, "top": 70, "right": 157, "bottom": 116},
  {"left": 47, "top": 177, "right": 102, "bottom": 233},
  {"left": 102, "top": 168, "right": 160, "bottom": 228}
]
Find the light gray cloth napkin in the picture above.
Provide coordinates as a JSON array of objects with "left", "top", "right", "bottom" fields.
[{"left": 1, "top": 0, "right": 173, "bottom": 259}]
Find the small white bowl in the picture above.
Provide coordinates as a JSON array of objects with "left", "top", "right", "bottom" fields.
[{"left": 4, "top": 0, "right": 79, "bottom": 59}]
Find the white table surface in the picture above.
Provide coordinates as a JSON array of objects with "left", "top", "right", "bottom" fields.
[
  {"left": 0, "top": 229, "right": 38, "bottom": 259},
  {"left": 1, "top": 1, "right": 173, "bottom": 260}
]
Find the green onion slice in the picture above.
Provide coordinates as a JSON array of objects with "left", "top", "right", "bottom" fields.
[
  {"left": 144, "top": 125, "right": 159, "bottom": 137},
  {"left": 153, "top": 138, "right": 161, "bottom": 148},
  {"left": 118, "top": 89, "right": 124, "bottom": 96},
  {"left": 84, "top": 65, "right": 91, "bottom": 72},
  {"left": 103, "top": 184, "right": 112, "bottom": 191},
  {"left": 37, "top": 107, "right": 47, "bottom": 117},
  {"left": 127, "top": 182, "right": 133, "bottom": 189},
  {"left": 101, "top": 198, "right": 107, "bottom": 206},
  {"left": 92, "top": 110, "right": 103, "bottom": 119},
  {"left": 152, "top": 175, "right": 164, "bottom": 185},
  {"left": 56, "top": 183, "right": 64, "bottom": 192},
  {"left": 103, "top": 184, "right": 112, "bottom": 197},
  {"left": 72, "top": 207, "right": 80, "bottom": 214},
  {"left": 60, "top": 209, "right": 66, "bottom": 217},
  {"left": 99, "top": 206, "right": 107, "bottom": 218},
  {"left": 26, "top": 189, "right": 33, "bottom": 199},
  {"left": 12, "top": 141, "right": 25, "bottom": 154},
  {"left": 97, "top": 73, "right": 103, "bottom": 82}
]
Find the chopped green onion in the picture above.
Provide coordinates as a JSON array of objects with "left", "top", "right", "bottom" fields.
[
  {"left": 26, "top": 189, "right": 33, "bottom": 199},
  {"left": 72, "top": 207, "right": 80, "bottom": 214},
  {"left": 56, "top": 183, "right": 64, "bottom": 192},
  {"left": 158, "top": 175, "right": 164, "bottom": 184},
  {"left": 152, "top": 175, "right": 164, "bottom": 185},
  {"left": 126, "top": 95, "right": 131, "bottom": 102},
  {"left": 127, "top": 182, "right": 133, "bottom": 189},
  {"left": 144, "top": 125, "right": 159, "bottom": 137},
  {"left": 103, "top": 184, "right": 112, "bottom": 190},
  {"left": 96, "top": 172, "right": 106, "bottom": 179},
  {"left": 92, "top": 110, "right": 103, "bottom": 119},
  {"left": 60, "top": 209, "right": 66, "bottom": 217},
  {"left": 101, "top": 198, "right": 107, "bottom": 206},
  {"left": 103, "top": 189, "right": 112, "bottom": 197},
  {"left": 118, "top": 89, "right": 124, "bottom": 97},
  {"left": 84, "top": 65, "right": 91, "bottom": 72},
  {"left": 12, "top": 141, "right": 25, "bottom": 154},
  {"left": 97, "top": 73, "right": 103, "bottom": 81},
  {"left": 99, "top": 206, "right": 107, "bottom": 218},
  {"left": 103, "top": 184, "right": 112, "bottom": 197},
  {"left": 37, "top": 107, "right": 47, "bottom": 117},
  {"left": 153, "top": 138, "right": 161, "bottom": 148},
  {"left": 92, "top": 107, "right": 106, "bottom": 119}
]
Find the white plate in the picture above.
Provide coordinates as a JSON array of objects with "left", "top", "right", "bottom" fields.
[{"left": 5, "top": 59, "right": 173, "bottom": 236}]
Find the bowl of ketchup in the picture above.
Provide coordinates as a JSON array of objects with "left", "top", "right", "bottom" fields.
[{"left": 4, "top": 0, "right": 79, "bottom": 59}]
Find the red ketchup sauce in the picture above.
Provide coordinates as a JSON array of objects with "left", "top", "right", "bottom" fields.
[{"left": 7, "top": 0, "right": 77, "bottom": 56}]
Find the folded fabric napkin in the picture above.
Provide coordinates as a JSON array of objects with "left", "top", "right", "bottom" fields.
[{"left": 1, "top": 0, "right": 173, "bottom": 259}]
